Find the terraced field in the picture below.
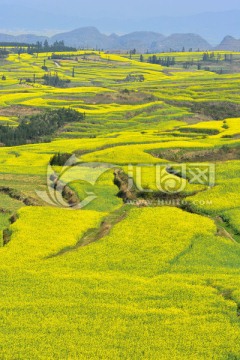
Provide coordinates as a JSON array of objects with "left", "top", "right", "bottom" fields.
[{"left": 0, "top": 49, "right": 240, "bottom": 359}]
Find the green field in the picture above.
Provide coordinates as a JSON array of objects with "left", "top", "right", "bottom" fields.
[{"left": 0, "top": 48, "right": 240, "bottom": 359}]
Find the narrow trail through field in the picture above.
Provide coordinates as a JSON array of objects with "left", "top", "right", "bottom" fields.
[
  {"left": 0, "top": 187, "right": 39, "bottom": 206},
  {"left": 114, "top": 167, "right": 240, "bottom": 245},
  {"left": 46, "top": 205, "right": 129, "bottom": 259},
  {"left": 47, "top": 165, "right": 240, "bottom": 258},
  {"left": 2, "top": 162, "right": 239, "bottom": 253},
  {"left": 215, "top": 216, "right": 240, "bottom": 244},
  {"left": 207, "top": 281, "right": 240, "bottom": 318}
]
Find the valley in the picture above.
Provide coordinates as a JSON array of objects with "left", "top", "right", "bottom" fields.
[{"left": 0, "top": 48, "right": 240, "bottom": 359}]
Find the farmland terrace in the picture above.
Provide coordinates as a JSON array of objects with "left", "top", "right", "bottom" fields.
[{"left": 0, "top": 48, "right": 240, "bottom": 359}]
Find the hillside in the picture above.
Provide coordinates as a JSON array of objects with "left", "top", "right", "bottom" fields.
[
  {"left": 115, "top": 31, "right": 166, "bottom": 53},
  {"left": 1, "top": 5, "right": 240, "bottom": 43},
  {"left": 0, "top": 33, "right": 47, "bottom": 44},
  {"left": 51, "top": 27, "right": 116, "bottom": 50},
  {"left": 157, "top": 33, "right": 212, "bottom": 51},
  {"left": 216, "top": 35, "right": 240, "bottom": 51},
  {"left": 0, "top": 48, "right": 240, "bottom": 359},
  {"left": 0, "top": 27, "right": 213, "bottom": 51}
]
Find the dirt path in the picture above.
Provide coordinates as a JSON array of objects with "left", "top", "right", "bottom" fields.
[
  {"left": 0, "top": 187, "right": 39, "bottom": 206},
  {"left": 114, "top": 167, "right": 240, "bottom": 244},
  {"left": 215, "top": 216, "right": 240, "bottom": 244},
  {"left": 46, "top": 205, "right": 129, "bottom": 258}
]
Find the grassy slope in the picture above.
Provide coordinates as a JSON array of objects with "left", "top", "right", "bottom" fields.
[
  {"left": 1, "top": 207, "right": 240, "bottom": 360},
  {"left": 0, "top": 50, "right": 240, "bottom": 359}
]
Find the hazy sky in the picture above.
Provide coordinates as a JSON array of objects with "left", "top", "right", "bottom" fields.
[{"left": 2, "top": 0, "right": 240, "bottom": 18}]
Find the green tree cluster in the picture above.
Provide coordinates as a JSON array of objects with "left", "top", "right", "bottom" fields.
[{"left": 0, "top": 108, "right": 84, "bottom": 146}]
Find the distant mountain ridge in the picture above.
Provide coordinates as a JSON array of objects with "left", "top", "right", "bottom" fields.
[
  {"left": 51, "top": 28, "right": 171, "bottom": 52},
  {"left": 157, "top": 33, "right": 211, "bottom": 52},
  {"left": 0, "top": 27, "right": 213, "bottom": 52},
  {"left": 0, "top": 27, "right": 238, "bottom": 52},
  {"left": 0, "top": 33, "right": 46, "bottom": 44},
  {"left": 0, "top": 5, "right": 240, "bottom": 44},
  {"left": 216, "top": 36, "right": 240, "bottom": 51}
]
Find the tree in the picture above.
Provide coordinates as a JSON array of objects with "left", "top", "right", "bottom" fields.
[
  {"left": 203, "top": 53, "right": 210, "bottom": 61},
  {"left": 129, "top": 49, "right": 136, "bottom": 59},
  {"left": 43, "top": 74, "right": 71, "bottom": 88},
  {"left": 0, "top": 108, "right": 85, "bottom": 146},
  {"left": 44, "top": 40, "right": 49, "bottom": 50},
  {"left": 224, "top": 54, "right": 233, "bottom": 63},
  {"left": 2, "top": 75, "right": 6, "bottom": 80},
  {"left": 140, "top": 54, "right": 144, "bottom": 62},
  {"left": 36, "top": 41, "right": 43, "bottom": 54},
  {"left": 151, "top": 55, "right": 157, "bottom": 64}
]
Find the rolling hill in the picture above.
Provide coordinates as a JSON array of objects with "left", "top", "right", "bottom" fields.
[
  {"left": 216, "top": 35, "right": 240, "bottom": 51},
  {"left": 0, "top": 27, "right": 213, "bottom": 52}
]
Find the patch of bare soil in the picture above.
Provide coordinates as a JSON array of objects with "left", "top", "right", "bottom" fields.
[
  {"left": 151, "top": 146, "right": 240, "bottom": 163},
  {"left": 83, "top": 90, "right": 156, "bottom": 105},
  {"left": 46, "top": 205, "right": 129, "bottom": 258},
  {"left": 181, "top": 114, "right": 214, "bottom": 125},
  {"left": 0, "top": 105, "right": 41, "bottom": 117},
  {"left": 0, "top": 187, "right": 40, "bottom": 206}
]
